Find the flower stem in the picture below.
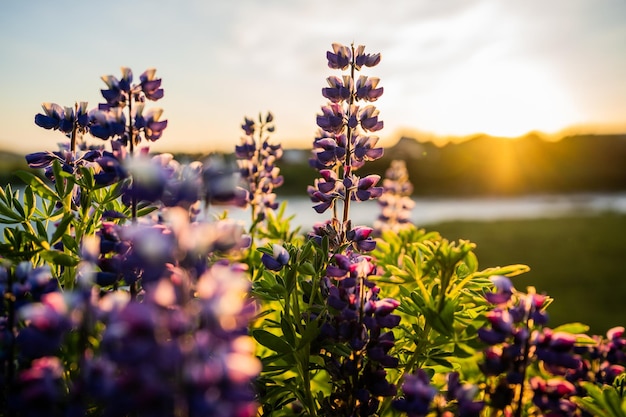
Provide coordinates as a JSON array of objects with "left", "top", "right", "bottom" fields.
[
  {"left": 3, "top": 269, "right": 16, "bottom": 417},
  {"left": 340, "top": 44, "right": 357, "bottom": 243}
]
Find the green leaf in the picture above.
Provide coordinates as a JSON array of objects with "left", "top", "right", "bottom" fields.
[
  {"left": 252, "top": 329, "right": 293, "bottom": 354},
  {"left": 297, "top": 320, "right": 320, "bottom": 349},
  {"left": 14, "top": 171, "right": 57, "bottom": 200},
  {"left": 0, "top": 201, "right": 23, "bottom": 222},
  {"left": 23, "top": 186, "right": 36, "bottom": 220},
  {"left": 61, "top": 234, "right": 79, "bottom": 253},
  {"left": 136, "top": 205, "right": 159, "bottom": 217},
  {"left": 474, "top": 264, "right": 530, "bottom": 278},
  {"left": 463, "top": 250, "right": 479, "bottom": 274},
  {"left": 573, "top": 397, "right": 611, "bottom": 417},
  {"left": 280, "top": 316, "right": 296, "bottom": 347},
  {"left": 552, "top": 322, "right": 590, "bottom": 334},
  {"left": 49, "top": 213, "right": 74, "bottom": 246},
  {"left": 297, "top": 261, "right": 316, "bottom": 276},
  {"left": 11, "top": 193, "right": 26, "bottom": 219},
  {"left": 35, "top": 220, "right": 48, "bottom": 238},
  {"left": 453, "top": 343, "right": 477, "bottom": 358},
  {"left": 603, "top": 386, "right": 626, "bottom": 417},
  {"left": 40, "top": 250, "right": 80, "bottom": 267}
]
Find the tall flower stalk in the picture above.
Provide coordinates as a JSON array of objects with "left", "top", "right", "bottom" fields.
[
  {"left": 91, "top": 67, "right": 168, "bottom": 220},
  {"left": 235, "top": 112, "right": 284, "bottom": 237},
  {"left": 307, "top": 42, "right": 399, "bottom": 417},
  {"left": 308, "top": 42, "right": 384, "bottom": 249}
]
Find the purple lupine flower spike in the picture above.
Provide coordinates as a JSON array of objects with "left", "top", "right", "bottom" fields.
[
  {"left": 261, "top": 244, "right": 290, "bottom": 271},
  {"left": 234, "top": 112, "right": 284, "bottom": 224},
  {"left": 327, "top": 43, "right": 352, "bottom": 70}
]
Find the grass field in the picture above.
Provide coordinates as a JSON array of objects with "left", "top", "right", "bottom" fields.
[{"left": 424, "top": 212, "right": 626, "bottom": 335}]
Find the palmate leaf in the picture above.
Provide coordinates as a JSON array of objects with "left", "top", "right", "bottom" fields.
[{"left": 574, "top": 382, "right": 626, "bottom": 417}]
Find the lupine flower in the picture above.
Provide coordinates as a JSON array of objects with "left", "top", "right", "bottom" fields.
[
  {"left": 88, "top": 107, "right": 126, "bottom": 140},
  {"left": 375, "top": 159, "right": 415, "bottom": 232},
  {"left": 92, "top": 151, "right": 127, "bottom": 186},
  {"left": 393, "top": 369, "right": 437, "bottom": 417},
  {"left": 316, "top": 102, "right": 346, "bottom": 134},
  {"left": 261, "top": 244, "right": 290, "bottom": 271},
  {"left": 240, "top": 116, "right": 255, "bottom": 136},
  {"left": 354, "top": 44, "right": 381, "bottom": 69},
  {"left": 34, "top": 102, "right": 67, "bottom": 131},
  {"left": 485, "top": 275, "right": 515, "bottom": 305},
  {"left": 348, "top": 174, "right": 384, "bottom": 202},
  {"left": 16, "top": 293, "right": 71, "bottom": 359},
  {"left": 311, "top": 135, "right": 347, "bottom": 167},
  {"left": 90, "top": 220, "right": 258, "bottom": 416},
  {"left": 161, "top": 160, "right": 203, "bottom": 211},
  {"left": 358, "top": 105, "right": 384, "bottom": 132},
  {"left": 235, "top": 112, "right": 284, "bottom": 224},
  {"left": 326, "top": 42, "right": 352, "bottom": 70},
  {"left": 346, "top": 225, "right": 377, "bottom": 252},
  {"left": 309, "top": 42, "right": 385, "bottom": 256},
  {"left": 446, "top": 372, "right": 484, "bottom": 417},
  {"left": 534, "top": 329, "right": 583, "bottom": 374},
  {"left": 322, "top": 75, "right": 352, "bottom": 103},
  {"left": 352, "top": 134, "right": 384, "bottom": 163},
  {"left": 317, "top": 250, "right": 400, "bottom": 415},
  {"left": 134, "top": 104, "right": 168, "bottom": 141},
  {"left": 34, "top": 101, "right": 89, "bottom": 134},
  {"left": 202, "top": 156, "right": 248, "bottom": 208},
  {"left": 139, "top": 68, "right": 165, "bottom": 101},
  {"left": 15, "top": 356, "right": 65, "bottom": 413},
  {"left": 530, "top": 377, "right": 577, "bottom": 415},
  {"left": 122, "top": 153, "right": 171, "bottom": 204},
  {"left": 25, "top": 142, "right": 107, "bottom": 189},
  {"left": 99, "top": 67, "right": 133, "bottom": 109},
  {"left": 308, "top": 169, "right": 341, "bottom": 214},
  {"left": 355, "top": 75, "right": 383, "bottom": 102},
  {"left": 93, "top": 67, "right": 167, "bottom": 150}
]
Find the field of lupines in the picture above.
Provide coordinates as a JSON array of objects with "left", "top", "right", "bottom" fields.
[{"left": 0, "top": 43, "right": 625, "bottom": 417}]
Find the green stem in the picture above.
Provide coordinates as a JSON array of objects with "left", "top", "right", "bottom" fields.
[
  {"left": 513, "top": 302, "right": 534, "bottom": 417},
  {"left": 3, "top": 269, "right": 16, "bottom": 417},
  {"left": 340, "top": 45, "right": 357, "bottom": 242},
  {"left": 126, "top": 97, "right": 140, "bottom": 299},
  {"left": 437, "top": 266, "right": 454, "bottom": 313},
  {"left": 379, "top": 322, "right": 433, "bottom": 416},
  {"left": 287, "top": 264, "right": 318, "bottom": 417}
]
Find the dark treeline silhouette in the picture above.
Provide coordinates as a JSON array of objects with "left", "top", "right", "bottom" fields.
[
  {"left": 3, "top": 133, "right": 625, "bottom": 196},
  {"left": 278, "top": 133, "right": 626, "bottom": 196}
]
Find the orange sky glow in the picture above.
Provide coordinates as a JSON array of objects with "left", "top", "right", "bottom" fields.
[{"left": 1, "top": 0, "right": 625, "bottom": 156}]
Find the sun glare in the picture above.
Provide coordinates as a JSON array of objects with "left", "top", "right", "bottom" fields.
[{"left": 429, "top": 59, "right": 580, "bottom": 138}]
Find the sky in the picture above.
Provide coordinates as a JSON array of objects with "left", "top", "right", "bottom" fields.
[{"left": 1, "top": 0, "right": 625, "bottom": 155}]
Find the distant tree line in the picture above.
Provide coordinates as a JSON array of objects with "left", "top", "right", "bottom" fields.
[
  {"left": 3, "top": 133, "right": 625, "bottom": 196},
  {"left": 278, "top": 133, "right": 626, "bottom": 196}
]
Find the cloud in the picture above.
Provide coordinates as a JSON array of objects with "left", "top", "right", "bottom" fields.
[{"left": 1, "top": 0, "right": 625, "bottom": 153}]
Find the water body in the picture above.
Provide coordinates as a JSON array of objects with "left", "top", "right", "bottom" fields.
[
  {"left": 209, "top": 192, "right": 626, "bottom": 231},
  {"left": 2, "top": 191, "right": 625, "bottom": 235}
]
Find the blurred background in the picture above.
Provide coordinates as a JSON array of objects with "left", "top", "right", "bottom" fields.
[{"left": 1, "top": 0, "right": 625, "bottom": 334}]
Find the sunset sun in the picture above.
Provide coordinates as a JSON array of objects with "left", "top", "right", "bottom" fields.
[{"left": 430, "top": 59, "right": 580, "bottom": 138}]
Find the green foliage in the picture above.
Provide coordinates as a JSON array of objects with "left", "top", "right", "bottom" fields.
[
  {"left": 432, "top": 214, "right": 626, "bottom": 333},
  {"left": 0, "top": 164, "right": 130, "bottom": 287},
  {"left": 573, "top": 378, "right": 626, "bottom": 417}
]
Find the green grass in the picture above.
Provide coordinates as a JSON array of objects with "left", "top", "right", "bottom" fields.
[{"left": 424, "top": 212, "right": 626, "bottom": 335}]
